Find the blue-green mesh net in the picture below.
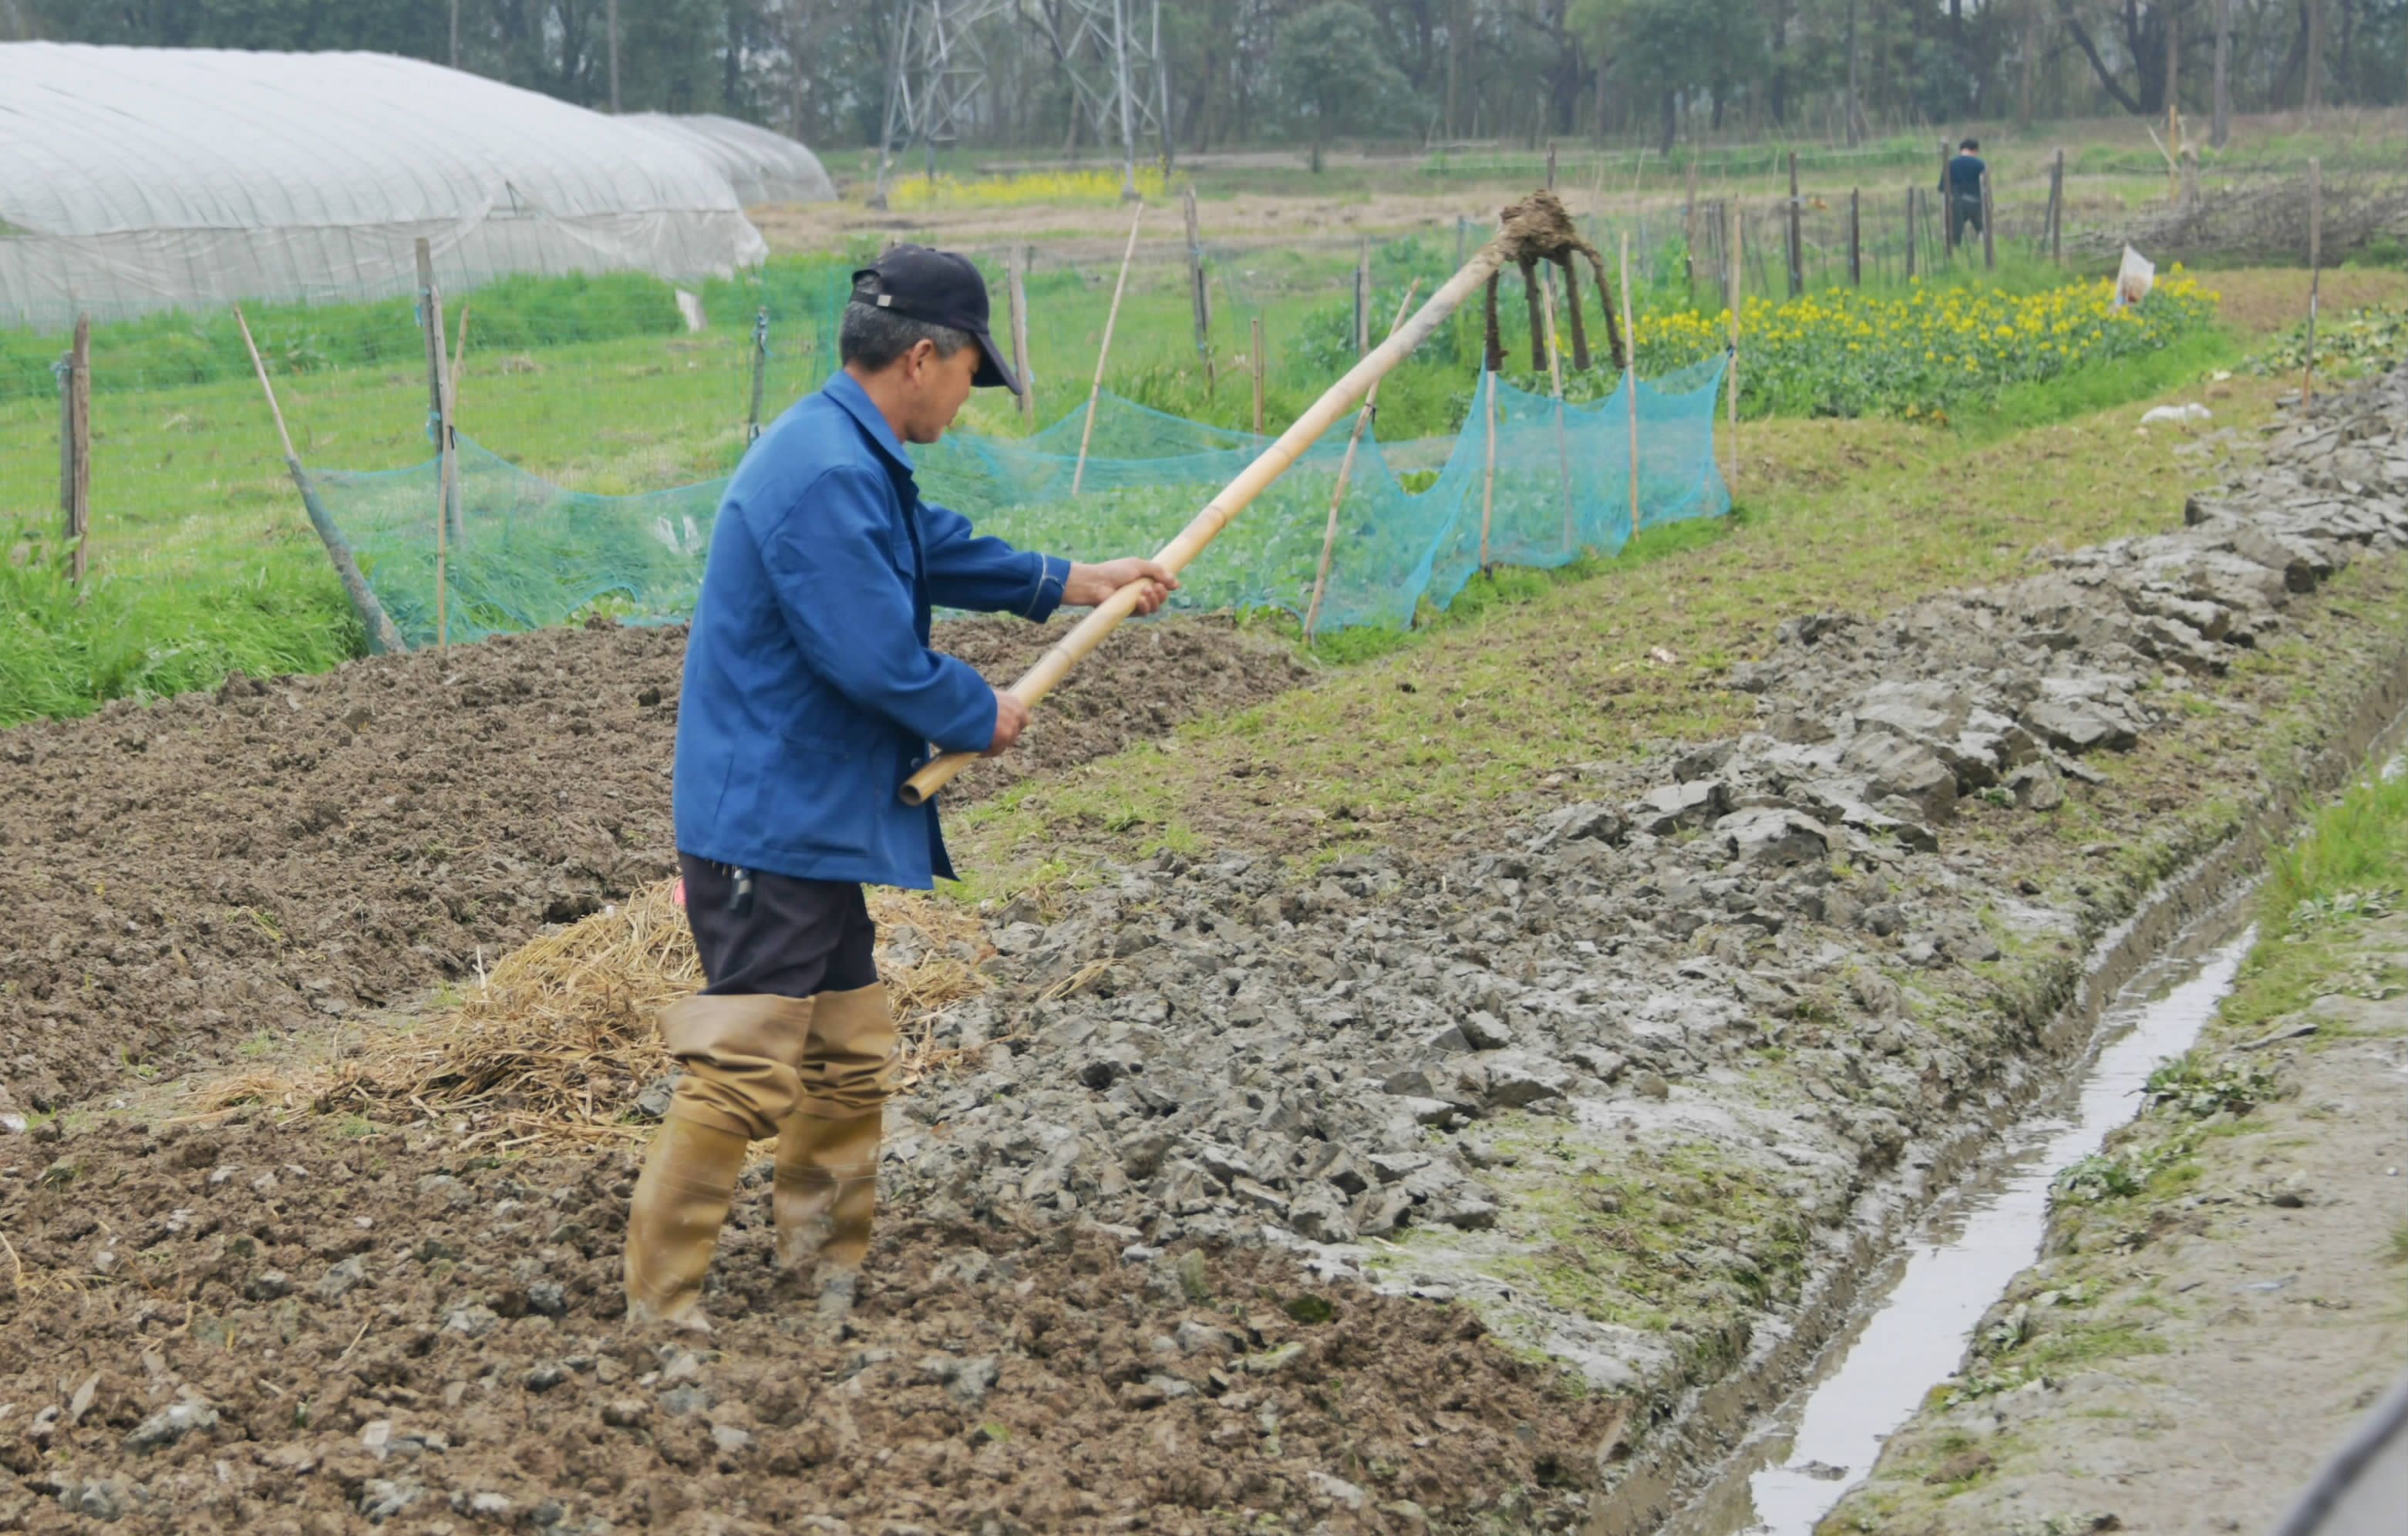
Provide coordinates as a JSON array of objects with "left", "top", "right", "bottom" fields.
[{"left": 317, "top": 355, "right": 1729, "bottom": 648}]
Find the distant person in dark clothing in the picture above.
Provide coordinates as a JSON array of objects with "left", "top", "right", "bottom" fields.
[{"left": 1945, "top": 138, "right": 1986, "bottom": 248}]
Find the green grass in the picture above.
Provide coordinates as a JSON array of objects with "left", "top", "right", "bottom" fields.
[
  {"left": 2214, "top": 764, "right": 2408, "bottom": 1034},
  {"left": 943, "top": 364, "right": 2286, "bottom": 892},
  {"left": 0, "top": 540, "right": 360, "bottom": 727}
]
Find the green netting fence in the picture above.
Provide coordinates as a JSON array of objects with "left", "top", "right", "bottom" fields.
[{"left": 315, "top": 355, "right": 1729, "bottom": 647}]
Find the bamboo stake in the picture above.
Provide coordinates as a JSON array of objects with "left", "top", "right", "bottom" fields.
[
  {"left": 1304, "top": 278, "right": 1418, "bottom": 642},
  {"left": 1726, "top": 213, "right": 1742, "bottom": 495},
  {"left": 902, "top": 239, "right": 1509, "bottom": 807},
  {"left": 1250, "top": 315, "right": 1265, "bottom": 434},
  {"left": 68, "top": 315, "right": 89, "bottom": 587},
  {"left": 1479, "top": 364, "right": 1497, "bottom": 572},
  {"left": 1537, "top": 271, "right": 1574, "bottom": 552},
  {"left": 448, "top": 302, "right": 471, "bottom": 548},
  {"left": 1621, "top": 231, "right": 1638, "bottom": 544},
  {"left": 1071, "top": 201, "right": 1144, "bottom": 495},
  {"left": 232, "top": 305, "right": 406, "bottom": 655},
  {"left": 2303, "top": 157, "right": 2322, "bottom": 406}
]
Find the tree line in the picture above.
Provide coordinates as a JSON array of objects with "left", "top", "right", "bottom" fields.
[{"left": 8, "top": 0, "right": 2403, "bottom": 158}]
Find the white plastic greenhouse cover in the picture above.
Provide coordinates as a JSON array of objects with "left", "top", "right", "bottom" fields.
[
  {"left": 623, "top": 113, "right": 838, "bottom": 207},
  {"left": 0, "top": 42, "right": 776, "bottom": 330}
]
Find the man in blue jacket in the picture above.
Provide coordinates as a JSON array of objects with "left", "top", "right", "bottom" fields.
[
  {"left": 1945, "top": 137, "right": 1986, "bottom": 249},
  {"left": 626, "top": 244, "right": 1174, "bottom": 1329}
]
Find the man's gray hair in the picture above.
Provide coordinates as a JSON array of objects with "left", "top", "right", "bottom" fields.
[{"left": 840, "top": 281, "right": 972, "bottom": 372}]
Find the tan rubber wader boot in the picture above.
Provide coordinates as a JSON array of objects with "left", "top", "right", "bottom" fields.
[
  {"left": 773, "top": 982, "right": 898, "bottom": 1302},
  {"left": 622, "top": 1116, "right": 751, "bottom": 1331},
  {"left": 773, "top": 1107, "right": 883, "bottom": 1277}
]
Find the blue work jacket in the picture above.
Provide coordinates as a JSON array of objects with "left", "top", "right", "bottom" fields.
[{"left": 672, "top": 371, "right": 1069, "bottom": 888}]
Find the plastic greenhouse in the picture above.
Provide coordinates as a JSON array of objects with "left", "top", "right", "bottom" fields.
[
  {"left": 0, "top": 43, "right": 830, "bottom": 330},
  {"left": 621, "top": 113, "right": 838, "bottom": 207}
]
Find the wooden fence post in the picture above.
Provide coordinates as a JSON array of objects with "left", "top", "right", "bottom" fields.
[
  {"left": 2049, "top": 150, "right": 2065, "bottom": 265},
  {"left": 56, "top": 349, "right": 72, "bottom": 534},
  {"left": 1621, "top": 231, "right": 1639, "bottom": 545},
  {"left": 1980, "top": 170, "right": 1995, "bottom": 270},
  {"left": 414, "top": 237, "right": 453, "bottom": 647},
  {"left": 1683, "top": 156, "right": 1698, "bottom": 297},
  {"left": 1940, "top": 143, "right": 1955, "bottom": 261},
  {"left": 1726, "top": 211, "right": 1742, "bottom": 495},
  {"left": 1182, "top": 184, "right": 1213, "bottom": 397},
  {"left": 1848, "top": 188, "right": 1861, "bottom": 286},
  {"left": 1537, "top": 271, "right": 1574, "bottom": 551},
  {"left": 1478, "top": 365, "right": 1497, "bottom": 572},
  {"left": 1786, "top": 150, "right": 1803, "bottom": 298},
  {"left": 1905, "top": 186, "right": 1917, "bottom": 279},
  {"left": 1006, "top": 246, "right": 1035, "bottom": 428},
  {"left": 67, "top": 315, "right": 89, "bottom": 586},
  {"left": 1250, "top": 315, "right": 1265, "bottom": 435},
  {"left": 746, "top": 307, "right": 769, "bottom": 443},
  {"left": 2304, "top": 157, "right": 2322, "bottom": 405},
  {"left": 1353, "top": 236, "right": 1370, "bottom": 359}
]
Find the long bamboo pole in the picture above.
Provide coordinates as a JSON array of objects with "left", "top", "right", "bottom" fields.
[
  {"left": 1071, "top": 201, "right": 1146, "bottom": 495},
  {"left": 1304, "top": 279, "right": 1419, "bottom": 642},
  {"left": 902, "top": 241, "right": 1508, "bottom": 807},
  {"left": 233, "top": 305, "right": 406, "bottom": 655},
  {"left": 1537, "top": 272, "right": 1574, "bottom": 551},
  {"left": 1622, "top": 231, "right": 1639, "bottom": 544}
]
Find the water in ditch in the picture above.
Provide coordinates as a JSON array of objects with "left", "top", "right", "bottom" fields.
[{"left": 1665, "top": 920, "right": 2255, "bottom": 1536}]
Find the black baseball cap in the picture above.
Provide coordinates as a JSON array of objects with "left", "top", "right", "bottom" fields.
[{"left": 849, "top": 244, "right": 1021, "bottom": 394}]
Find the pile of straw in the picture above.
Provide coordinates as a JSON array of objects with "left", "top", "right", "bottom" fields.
[{"left": 204, "top": 880, "right": 993, "bottom": 1144}]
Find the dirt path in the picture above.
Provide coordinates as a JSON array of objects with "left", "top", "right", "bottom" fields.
[
  {"left": 1824, "top": 903, "right": 2408, "bottom": 1534},
  {"left": 0, "top": 615, "right": 1305, "bottom": 1117},
  {"left": 752, "top": 187, "right": 1527, "bottom": 261}
]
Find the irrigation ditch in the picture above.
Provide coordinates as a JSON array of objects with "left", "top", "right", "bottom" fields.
[{"left": 2, "top": 369, "right": 2406, "bottom": 1531}]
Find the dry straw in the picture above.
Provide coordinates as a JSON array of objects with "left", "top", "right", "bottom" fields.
[{"left": 202, "top": 881, "right": 995, "bottom": 1146}]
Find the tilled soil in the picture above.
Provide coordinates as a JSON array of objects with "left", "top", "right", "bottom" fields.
[
  {"left": 0, "top": 615, "right": 1306, "bottom": 1117},
  {"left": 0, "top": 1117, "right": 1618, "bottom": 1535}
]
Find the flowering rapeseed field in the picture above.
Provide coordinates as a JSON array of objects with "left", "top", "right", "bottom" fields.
[
  {"left": 887, "top": 166, "right": 1170, "bottom": 211},
  {"left": 1632, "top": 271, "right": 2216, "bottom": 419}
]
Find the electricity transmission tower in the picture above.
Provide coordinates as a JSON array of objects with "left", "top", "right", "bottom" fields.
[
  {"left": 871, "top": 0, "right": 1171, "bottom": 208},
  {"left": 1032, "top": 0, "right": 1174, "bottom": 197},
  {"left": 870, "top": 0, "right": 1014, "bottom": 207}
]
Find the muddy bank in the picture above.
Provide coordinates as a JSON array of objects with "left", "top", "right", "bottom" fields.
[
  {"left": 0, "top": 615, "right": 1305, "bottom": 1116},
  {"left": 0, "top": 1117, "right": 1616, "bottom": 1534},
  {"left": 1823, "top": 907, "right": 2408, "bottom": 1534},
  {"left": 854, "top": 369, "right": 2408, "bottom": 1525}
]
